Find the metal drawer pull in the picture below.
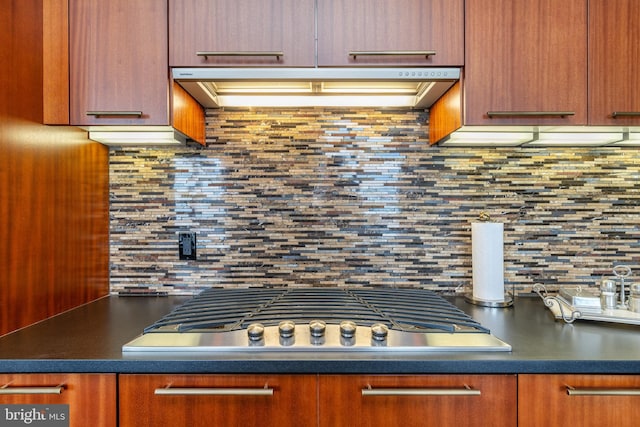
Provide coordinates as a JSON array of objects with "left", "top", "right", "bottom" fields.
[
  {"left": 154, "top": 387, "right": 274, "bottom": 396},
  {"left": 487, "top": 111, "right": 575, "bottom": 118},
  {"left": 0, "top": 385, "right": 64, "bottom": 395},
  {"left": 86, "top": 111, "right": 143, "bottom": 117},
  {"left": 196, "top": 51, "right": 283, "bottom": 60},
  {"left": 612, "top": 112, "right": 640, "bottom": 118},
  {"left": 567, "top": 387, "right": 640, "bottom": 396},
  {"left": 362, "top": 384, "right": 481, "bottom": 396},
  {"left": 350, "top": 50, "right": 436, "bottom": 59}
]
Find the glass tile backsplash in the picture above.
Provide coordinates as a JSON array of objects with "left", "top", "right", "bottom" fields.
[{"left": 109, "top": 108, "right": 639, "bottom": 294}]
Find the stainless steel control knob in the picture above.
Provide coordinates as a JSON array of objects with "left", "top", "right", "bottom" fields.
[
  {"left": 309, "top": 320, "right": 327, "bottom": 337},
  {"left": 278, "top": 320, "right": 296, "bottom": 339},
  {"left": 370, "top": 323, "right": 389, "bottom": 341},
  {"left": 339, "top": 320, "right": 357, "bottom": 339},
  {"left": 247, "top": 323, "right": 265, "bottom": 342}
]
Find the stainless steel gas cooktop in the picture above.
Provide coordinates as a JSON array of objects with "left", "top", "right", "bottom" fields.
[{"left": 122, "top": 287, "right": 511, "bottom": 353}]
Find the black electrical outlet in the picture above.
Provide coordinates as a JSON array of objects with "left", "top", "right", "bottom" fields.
[{"left": 178, "top": 232, "right": 197, "bottom": 260}]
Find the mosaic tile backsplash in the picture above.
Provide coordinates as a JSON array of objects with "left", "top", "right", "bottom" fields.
[{"left": 109, "top": 108, "right": 640, "bottom": 294}]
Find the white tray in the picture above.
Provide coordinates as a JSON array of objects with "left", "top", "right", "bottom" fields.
[{"left": 533, "top": 284, "right": 640, "bottom": 326}]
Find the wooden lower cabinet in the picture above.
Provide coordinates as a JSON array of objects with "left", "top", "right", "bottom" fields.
[
  {"left": 319, "top": 374, "right": 517, "bottom": 427},
  {"left": 518, "top": 374, "right": 640, "bottom": 427},
  {"left": 0, "top": 374, "right": 116, "bottom": 427},
  {"left": 118, "top": 373, "right": 640, "bottom": 426},
  {"left": 119, "top": 374, "right": 515, "bottom": 427},
  {"left": 118, "top": 374, "right": 317, "bottom": 427}
]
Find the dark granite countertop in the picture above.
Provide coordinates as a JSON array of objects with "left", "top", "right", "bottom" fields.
[{"left": 1, "top": 294, "right": 639, "bottom": 374}]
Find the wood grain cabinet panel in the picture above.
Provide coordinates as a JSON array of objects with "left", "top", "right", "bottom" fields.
[
  {"left": 318, "top": 374, "right": 517, "bottom": 427},
  {"left": 169, "top": 0, "right": 315, "bottom": 67},
  {"left": 464, "top": 0, "right": 587, "bottom": 126},
  {"left": 519, "top": 374, "right": 640, "bottom": 427},
  {"left": 317, "top": 0, "right": 463, "bottom": 67},
  {"left": 0, "top": 374, "right": 116, "bottom": 427},
  {"left": 588, "top": 0, "right": 640, "bottom": 125},
  {"left": 119, "top": 374, "right": 318, "bottom": 427},
  {"left": 69, "top": 0, "right": 170, "bottom": 126},
  {"left": 68, "top": 0, "right": 205, "bottom": 144}
]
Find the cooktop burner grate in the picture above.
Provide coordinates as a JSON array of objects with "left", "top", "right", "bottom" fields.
[
  {"left": 143, "top": 287, "right": 490, "bottom": 334},
  {"left": 124, "top": 286, "right": 512, "bottom": 353}
]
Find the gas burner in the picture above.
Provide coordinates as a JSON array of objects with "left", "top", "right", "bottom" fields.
[{"left": 123, "top": 287, "right": 511, "bottom": 353}]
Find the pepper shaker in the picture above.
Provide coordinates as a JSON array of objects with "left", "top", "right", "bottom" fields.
[{"left": 613, "top": 265, "right": 632, "bottom": 310}]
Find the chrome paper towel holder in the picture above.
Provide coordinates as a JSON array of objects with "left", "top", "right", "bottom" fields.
[{"left": 465, "top": 212, "right": 513, "bottom": 308}]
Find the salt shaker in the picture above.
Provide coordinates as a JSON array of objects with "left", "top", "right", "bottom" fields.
[
  {"left": 613, "top": 265, "right": 632, "bottom": 309},
  {"left": 600, "top": 279, "right": 617, "bottom": 310},
  {"left": 628, "top": 283, "right": 640, "bottom": 313}
]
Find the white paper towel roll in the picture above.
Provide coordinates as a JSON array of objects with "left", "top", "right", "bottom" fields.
[{"left": 472, "top": 222, "right": 505, "bottom": 302}]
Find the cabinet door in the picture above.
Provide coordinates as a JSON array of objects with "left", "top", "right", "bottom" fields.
[
  {"left": 318, "top": 375, "right": 517, "bottom": 427},
  {"left": 169, "top": 0, "right": 315, "bottom": 67},
  {"left": 464, "top": 0, "right": 587, "bottom": 125},
  {"left": 0, "top": 374, "right": 116, "bottom": 427},
  {"left": 589, "top": 0, "right": 640, "bottom": 125},
  {"left": 519, "top": 374, "right": 640, "bottom": 427},
  {"left": 69, "top": 0, "right": 169, "bottom": 126},
  {"left": 317, "top": 0, "right": 463, "bottom": 66},
  {"left": 119, "top": 374, "right": 317, "bottom": 427}
]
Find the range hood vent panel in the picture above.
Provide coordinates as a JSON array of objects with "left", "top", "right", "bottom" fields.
[{"left": 172, "top": 67, "right": 460, "bottom": 108}]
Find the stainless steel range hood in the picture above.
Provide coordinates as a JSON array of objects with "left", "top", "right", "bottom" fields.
[{"left": 172, "top": 67, "right": 460, "bottom": 108}]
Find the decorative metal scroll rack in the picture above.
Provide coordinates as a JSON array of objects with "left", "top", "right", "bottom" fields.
[{"left": 533, "top": 284, "right": 640, "bottom": 326}]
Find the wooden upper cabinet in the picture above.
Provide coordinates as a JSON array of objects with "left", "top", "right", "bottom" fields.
[
  {"left": 519, "top": 374, "right": 640, "bottom": 427},
  {"left": 318, "top": 375, "right": 517, "bottom": 427},
  {"left": 317, "top": 0, "right": 464, "bottom": 67},
  {"left": 0, "top": 374, "right": 116, "bottom": 427},
  {"left": 169, "top": 0, "right": 315, "bottom": 67},
  {"left": 464, "top": 0, "right": 588, "bottom": 126},
  {"left": 589, "top": 0, "right": 640, "bottom": 125},
  {"left": 69, "top": 0, "right": 169, "bottom": 126}
]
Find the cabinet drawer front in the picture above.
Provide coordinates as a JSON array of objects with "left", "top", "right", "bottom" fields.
[
  {"left": 519, "top": 374, "right": 640, "bottom": 427},
  {"left": 319, "top": 374, "right": 517, "bottom": 427},
  {"left": 317, "top": 0, "right": 464, "bottom": 66},
  {"left": 69, "top": 0, "right": 170, "bottom": 126},
  {"left": 119, "top": 374, "right": 317, "bottom": 427},
  {"left": 169, "top": 0, "right": 315, "bottom": 67},
  {"left": 464, "top": 0, "right": 587, "bottom": 126},
  {"left": 0, "top": 374, "right": 116, "bottom": 427},
  {"left": 588, "top": 0, "right": 640, "bottom": 125}
]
